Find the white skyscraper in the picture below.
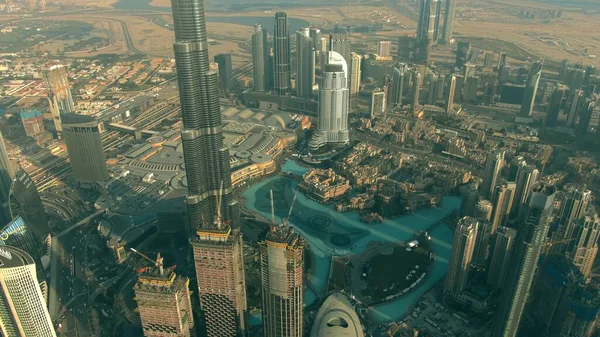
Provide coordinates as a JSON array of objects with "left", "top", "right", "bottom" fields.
[
  {"left": 0, "top": 245, "right": 56, "bottom": 337},
  {"left": 309, "top": 50, "right": 350, "bottom": 151}
]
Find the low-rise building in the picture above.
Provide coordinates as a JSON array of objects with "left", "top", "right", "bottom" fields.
[{"left": 300, "top": 168, "right": 350, "bottom": 203}]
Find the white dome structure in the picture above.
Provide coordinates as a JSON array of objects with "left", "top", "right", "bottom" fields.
[{"left": 310, "top": 292, "right": 364, "bottom": 337}]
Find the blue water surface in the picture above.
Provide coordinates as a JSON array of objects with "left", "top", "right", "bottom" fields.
[{"left": 243, "top": 160, "right": 458, "bottom": 323}]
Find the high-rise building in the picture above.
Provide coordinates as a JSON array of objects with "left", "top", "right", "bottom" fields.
[
  {"left": 252, "top": 24, "right": 268, "bottom": 92},
  {"left": 260, "top": 226, "right": 304, "bottom": 337},
  {"left": 214, "top": 54, "right": 233, "bottom": 93},
  {"left": 0, "top": 131, "right": 13, "bottom": 225},
  {"left": 576, "top": 100, "right": 595, "bottom": 138},
  {"left": 411, "top": 71, "right": 422, "bottom": 110},
  {"left": 19, "top": 109, "right": 45, "bottom": 136},
  {"left": 310, "top": 292, "right": 364, "bottom": 337},
  {"left": 273, "top": 12, "right": 291, "bottom": 96},
  {"left": 567, "top": 89, "right": 584, "bottom": 127},
  {"left": 308, "top": 27, "right": 322, "bottom": 53},
  {"left": 459, "top": 183, "right": 479, "bottom": 217},
  {"left": 511, "top": 164, "right": 539, "bottom": 217},
  {"left": 558, "top": 286, "right": 600, "bottom": 337},
  {"left": 377, "top": 40, "right": 392, "bottom": 57},
  {"left": 0, "top": 216, "right": 46, "bottom": 288},
  {"left": 492, "top": 183, "right": 556, "bottom": 337},
  {"left": 390, "top": 66, "right": 405, "bottom": 108},
  {"left": 519, "top": 60, "right": 543, "bottom": 117},
  {"left": 349, "top": 53, "right": 362, "bottom": 111},
  {"left": 545, "top": 85, "right": 565, "bottom": 127},
  {"left": 528, "top": 256, "right": 583, "bottom": 336},
  {"left": 463, "top": 76, "right": 479, "bottom": 102},
  {"left": 43, "top": 64, "right": 75, "bottom": 138},
  {"left": 484, "top": 51, "right": 495, "bottom": 69},
  {"left": 565, "top": 213, "right": 600, "bottom": 281},
  {"left": 441, "top": 0, "right": 456, "bottom": 43},
  {"left": 134, "top": 259, "right": 194, "bottom": 337},
  {"left": 330, "top": 33, "right": 351, "bottom": 66},
  {"left": 191, "top": 227, "right": 247, "bottom": 337},
  {"left": 427, "top": 73, "right": 438, "bottom": 105},
  {"left": 474, "top": 199, "right": 493, "bottom": 222},
  {"left": 456, "top": 41, "right": 471, "bottom": 69},
  {"left": 61, "top": 114, "right": 109, "bottom": 184},
  {"left": 9, "top": 168, "right": 50, "bottom": 244},
  {"left": 507, "top": 156, "right": 525, "bottom": 182},
  {"left": 473, "top": 220, "right": 491, "bottom": 266},
  {"left": 490, "top": 182, "right": 516, "bottom": 234},
  {"left": 417, "top": 0, "right": 441, "bottom": 43},
  {"left": 171, "top": 0, "right": 237, "bottom": 229},
  {"left": 445, "top": 74, "right": 457, "bottom": 113},
  {"left": 445, "top": 216, "right": 477, "bottom": 298},
  {"left": 296, "top": 28, "right": 315, "bottom": 98},
  {"left": 0, "top": 245, "right": 56, "bottom": 337},
  {"left": 487, "top": 226, "right": 517, "bottom": 289},
  {"left": 309, "top": 51, "right": 350, "bottom": 151},
  {"left": 481, "top": 150, "right": 505, "bottom": 200},
  {"left": 370, "top": 90, "right": 386, "bottom": 118},
  {"left": 553, "top": 189, "right": 592, "bottom": 252},
  {"left": 170, "top": 1, "right": 246, "bottom": 336}
]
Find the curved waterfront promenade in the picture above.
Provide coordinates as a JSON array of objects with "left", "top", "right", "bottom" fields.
[{"left": 242, "top": 160, "right": 458, "bottom": 324}]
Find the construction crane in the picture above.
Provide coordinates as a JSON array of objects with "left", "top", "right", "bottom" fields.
[
  {"left": 541, "top": 237, "right": 577, "bottom": 269},
  {"left": 282, "top": 192, "right": 297, "bottom": 227},
  {"left": 130, "top": 248, "right": 166, "bottom": 276}
]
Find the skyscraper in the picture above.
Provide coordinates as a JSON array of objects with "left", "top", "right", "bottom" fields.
[
  {"left": 553, "top": 189, "right": 592, "bottom": 252},
  {"left": 252, "top": 24, "right": 268, "bottom": 92},
  {"left": 9, "top": 168, "right": 50, "bottom": 244},
  {"left": 377, "top": 40, "right": 392, "bottom": 57},
  {"left": 171, "top": 0, "right": 236, "bottom": 229},
  {"left": 445, "top": 74, "right": 457, "bottom": 113},
  {"left": 441, "top": 0, "right": 456, "bottom": 43},
  {"left": 330, "top": 33, "right": 351, "bottom": 65},
  {"left": 427, "top": 73, "right": 438, "bottom": 105},
  {"left": 390, "top": 66, "right": 405, "bottom": 108},
  {"left": 487, "top": 226, "right": 517, "bottom": 289},
  {"left": 490, "top": 182, "right": 516, "bottom": 234},
  {"left": 511, "top": 164, "right": 539, "bottom": 217},
  {"left": 492, "top": 183, "right": 556, "bottom": 337},
  {"left": 528, "top": 256, "right": 583, "bottom": 336},
  {"left": 417, "top": 0, "right": 441, "bottom": 43},
  {"left": 191, "top": 227, "right": 247, "bottom": 337},
  {"left": 545, "top": 85, "right": 565, "bottom": 127},
  {"left": 0, "top": 245, "right": 56, "bottom": 337},
  {"left": 0, "top": 131, "right": 13, "bottom": 225},
  {"left": 273, "top": 12, "right": 291, "bottom": 96},
  {"left": 134, "top": 259, "right": 194, "bottom": 337},
  {"left": 0, "top": 216, "right": 46, "bottom": 288},
  {"left": 296, "top": 28, "right": 315, "bottom": 98},
  {"left": 411, "top": 71, "right": 422, "bottom": 110},
  {"left": 473, "top": 220, "right": 491, "bottom": 266},
  {"left": 559, "top": 286, "right": 600, "bottom": 337},
  {"left": 43, "top": 64, "right": 75, "bottom": 138},
  {"left": 349, "top": 53, "right": 362, "bottom": 111},
  {"left": 61, "top": 114, "right": 109, "bottom": 184},
  {"left": 567, "top": 89, "right": 584, "bottom": 127},
  {"left": 309, "top": 51, "right": 350, "bottom": 151},
  {"left": 565, "top": 213, "right": 600, "bottom": 281},
  {"left": 474, "top": 199, "right": 493, "bottom": 222},
  {"left": 308, "top": 27, "right": 322, "bottom": 53},
  {"left": 445, "top": 216, "right": 477, "bottom": 299},
  {"left": 481, "top": 150, "right": 505, "bottom": 200},
  {"left": 170, "top": 1, "right": 246, "bottom": 336},
  {"left": 455, "top": 41, "right": 471, "bottom": 69},
  {"left": 214, "top": 54, "right": 233, "bottom": 93},
  {"left": 459, "top": 183, "right": 479, "bottom": 218},
  {"left": 19, "top": 109, "right": 45, "bottom": 136},
  {"left": 260, "top": 226, "right": 304, "bottom": 337},
  {"left": 519, "top": 60, "right": 543, "bottom": 117},
  {"left": 576, "top": 100, "right": 595, "bottom": 138},
  {"left": 310, "top": 292, "right": 364, "bottom": 337},
  {"left": 370, "top": 90, "right": 386, "bottom": 118}
]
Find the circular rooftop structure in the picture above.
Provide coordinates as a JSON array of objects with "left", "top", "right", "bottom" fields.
[
  {"left": 147, "top": 136, "right": 166, "bottom": 146},
  {"left": 251, "top": 152, "right": 272, "bottom": 165},
  {"left": 310, "top": 292, "right": 364, "bottom": 337},
  {"left": 236, "top": 150, "right": 252, "bottom": 159},
  {"left": 0, "top": 245, "right": 34, "bottom": 269}
]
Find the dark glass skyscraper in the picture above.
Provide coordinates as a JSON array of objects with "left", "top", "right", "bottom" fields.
[
  {"left": 214, "top": 53, "right": 233, "bottom": 93},
  {"left": 171, "top": 0, "right": 236, "bottom": 229},
  {"left": 10, "top": 168, "right": 49, "bottom": 244},
  {"left": 252, "top": 24, "right": 268, "bottom": 92},
  {"left": 0, "top": 131, "right": 13, "bottom": 225},
  {"left": 493, "top": 183, "right": 556, "bottom": 337},
  {"left": 441, "top": 0, "right": 456, "bottom": 43},
  {"left": 519, "top": 60, "right": 543, "bottom": 117},
  {"left": 273, "top": 12, "right": 291, "bottom": 96}
]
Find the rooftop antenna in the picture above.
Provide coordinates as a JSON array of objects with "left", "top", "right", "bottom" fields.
[
  {"left": 215, "top": 180, "right": 224, "bottom": 229},
  {"left": 130, "top": 248, "right": 165, "bottom": 276},
  {"left": 328, "top": 33, "right": 333, "bottom": 52},
  {"left": 269, "top": 189, "right": 276, "bottom": 226},
  {"left": 283, "top": 191, "right": 297, "bottom": 227}
]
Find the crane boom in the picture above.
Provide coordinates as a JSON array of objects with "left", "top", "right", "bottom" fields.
[{"left": 130, "top": 248, "right": 156, "bottom": 266}]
